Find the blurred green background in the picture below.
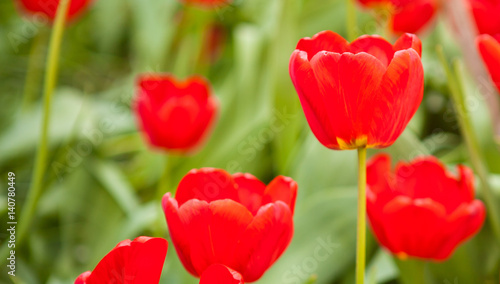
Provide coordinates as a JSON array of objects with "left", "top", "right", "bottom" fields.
[{"left": 0, "top": 0, "right": 499, "bottom": 283}]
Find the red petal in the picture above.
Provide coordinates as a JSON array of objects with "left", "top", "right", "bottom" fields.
[
  {"left": 366, "top": 153, "right": 395, "bottom": 204},
  {"left": 381, "top": 197, "right": 447, "bottom": 259},
  {"left": 296, "top": 30, "right": 350, "bottom": 60},
  {"left": 372, "top": 49, "right": 423, "bottom": 147},
  {"left": 235, "top": 202, "right": 294, "bottom": 282},
  {"left": 199, "top": 264, "right": 244, "bottom": 284},
  {"left": 435, "top": 201, "right": 486, "bottom": 260},
  {"left": 175, "top": 168, "right": 239, "bottom": 206},
  {"left": 310, "top": 51, "right": 386, "bottom": 149},
  {"left": 391, "top": 0, "right": 437, "bottom": 34},
  {"left": 477, "top": 34, "right": 500, "bottom": 94},
  {"left": 350, "top": 35, "right": 395, "bottom": 67},
  {"left": 233, "top": 173, "right": 266, "bottom": 215},
  {"left": 162, "top": 193, "right": 198, "bottom": 276},
  {"left": 289, "top": 50, "right": 338, "bottom": 149},
  {"left": 393, "top": 33, "right": 422, "bottom": 57},
  {"left": 75, "top": 271, "right": 91, "bottom": 284},
  {"left": 17, "top": 0, "right": 92, "bottom": 21},
  {"left": 262, "top": 176, "right": 298, "bottom": 214},
  {"left": 469, "top": 0, "right": 500, "bottom": 35},
  {"left": 177, "top": 199, "right": 253, "bottom": 275},
  {"left": 82, "top": 237, "right": 168, "bottom": 284}
]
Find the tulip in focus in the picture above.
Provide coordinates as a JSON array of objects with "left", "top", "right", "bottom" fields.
[
  {"left": 162, "top": 168, "right": 297, "bottom": 282},
  {"left": 15, "top": 0, "right": 93, "bottom": 22},
  {"left": 75, "top": 237, "right": 168, "bottom": 284},
  {"left": 357, "top": 0, "right": 439, "bottom": 34},
  {"left": 477, "top": 34, "right": 500, "bottom": 94},
  {"left": 366, "top": 154, "right": 486, "bottom": 260},
  {"left": 289, "top": 31, "right": 424, "bottom": 150},
  {"left": 467, "top": 0, "right": 500, "bottom": 35},
  {"left": 135, "top": 74, "right": 218, "bottom": 153}
]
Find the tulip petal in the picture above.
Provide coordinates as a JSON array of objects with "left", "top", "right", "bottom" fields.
[
  {"left": 262, "top": 176, "right": 298, "bottom": 214},
  {"left": 435, "top": 201, "right": 486, "bottom": 260},
  {"left": 290, "top": 50, "right": 338, "bottom": 148},
  {"left": 199, "top": 264, "right": 244, "bottom": 284},
  {"left": 175, "top": 168, "right": 239, "bottom": 206},
  {"left": 310, "top": 51, "right": 386, "bottom": 149},
  {"left": 162, "top": 193, "right": 198, "bottom": 276},
  {"left": 235, "top": 202, "right": 294, "bottom": 282},
  {"left": 83, "top": 237, "right": 168, "bottom": 284},
  {"left": 391, "top": 0, "right": 437, "bottom": 34},
  {"left": 177, "top": 199, "right": 253, "bottom": 275},
  {"left": 366, "top": 153, "right": 395, "bottom": 204},
  {"left": 373, "top": 49, "right": 423, "bottom": 147},
  {"left": 350, "top": 35, "right": 395, "bottom": 66},
  {"left": 381, "top": 197, "right": 447, "bottom": 258},
  {"left": 477, "top": 34, "right": 500, "bottom": 94},
  {"left": 233, "top": 173, "right": 267, "bottom": 215},
  {"left": 296, "top": 30, "right": 350, "bottom": 60},
  {"left": 393, "top": 33, "right": 422, "bottom": 57}
]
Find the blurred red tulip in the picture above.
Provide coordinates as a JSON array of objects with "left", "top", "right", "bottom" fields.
[
  {"left": 366, "top": 154, "right": 486, "bottom": 261},
  {"left": 135, "top": 74, "right": 218, "bottom": 153},
  {"left": 15, "top": 0, "right": 92, "bottom": 22},
  {"left": 467, "top": 0, "right": 500, "bottom": 35},
  {"left": 180, "top": 0, "right": 232, "bottom": 8},
  {"left": 162, "top": 168, "right": 297, "bottom": 282},
  {"left": 75, "top": 237, "right": 168, "bottom": 284},
  {"left": 477, "top": 34, "right": 500, "bottom": 94},
  {"left": 357, "top": 0, "right": 439, "bottom": 34},
  {"left": 200, "top": 264, "right": 245, "bottom": 284},
  {"left": 289, "top": 31, "right": 424, "bottom": 150}
]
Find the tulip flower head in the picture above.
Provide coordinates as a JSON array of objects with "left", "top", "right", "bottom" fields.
[
  {"left": 357, "top": 0, "right": 439, "bottom": 34},
  {"left": 366, "top": 154, "right": 486, "bottom": 261},
  {"left": 290, "top": 31, "right": 424, "bottom": 150},
  {"left": 75, "top": 237, "right": 168, "bottom": 284},
  {"left": 467, "top": 0, "right": 500, "bottom": 35},
  {"left": 135, "top": 74, "right": 218, "bottom": 154},
  {"left": 477, "top": 34, "right": 500, "bottom": 94},
  {"left": 15, "top": 0, "right": 93, "bottom": 22},
  {"left": 162, "top": 168, "right": 297, "bottom": 282}
]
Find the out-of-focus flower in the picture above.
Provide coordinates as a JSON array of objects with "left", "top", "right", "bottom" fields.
[
  {"left": 200, "top": 264, "right": 244, "bottom": 284},
  {"left": 180, "top": 0, "right": 232, "bottom": 8},
  {"left": 477, "top": 34, "right": 500, "bottom": 94},
  {"left": 357, "top": 0, "right": 439, "bottom": 34},
  {"left": 135, "top": 74, "right": 218, "bottom": 153},
  {"left": 467, "top": 0, "right": 500, "bottom": 35},
  {"left": 366, "top": 154, "right": 486, "bottom": 261},
  {"left": 15, "top": 0, "right": 93, "bottom": 22},
  {"left": 75, "top": 237, "right": 168, "bottom": 284},
  {"left": 162, "top": 168, "right": 297, "bottom": 282},
  {"left": 289, "top": 31, "right": 424, "bottom": 150}
]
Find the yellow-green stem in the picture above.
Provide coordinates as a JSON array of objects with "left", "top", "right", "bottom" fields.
[
  {"left": 346, "top": 0, "right": 358, "bottom": 41},
  {"left": 356, "top": 147, "right": 367, "bottom": 284},
  {"left": 436, "top": 45, "right": 500, "bottom": 244},
  {"left": 0, "top": 0, "right": 71, "bottom": 262},
  {"left": 21, "top": 29, "right": 48, "bottom": 111}
]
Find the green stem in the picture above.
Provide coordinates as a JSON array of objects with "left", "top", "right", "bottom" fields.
[
  {"left": 0, "top": 0, "right": 71, "bottom": 262},
  {"left": 436, "top": 45, "right": 500, "bottom": 244},
  {"left": 21, "top": 29, "right": 48, "bottom": 112},
  {"left": 395, "top": 258, "right": 425, "bottom": 284},
  {"left": 157, "top": 155, "right": 172, "bottom": 199},
  {"left": 346, "top": 0, "right": 358, "bottom": 41},
  {"left": 356, "top": 147, "right": 367, "bottom": 284}
]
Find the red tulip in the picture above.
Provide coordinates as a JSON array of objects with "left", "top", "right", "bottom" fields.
[
  {"left": 477, "top": 34, "right": 500, "bottom": 94},
  {"left": 467, "top": 0, "right": 500, "bottom": 35},
  {"left": 75, "top": 237, "right": 168, "bottom": 284},
  {"left": 180, "top": 0, "right": 232, "bottom": 8},
  {"left": 135, "top": 74, "right": 218, "bottom": 153},
  {"left": 200, "top": 264, "right": 244, "bottom": 284},
  {"left": 289, "top": 31, "right": 424, "bottom": 150},
  {"left": 366, "top": 154, "right": 486, "bottom": 261},
  {"left": 162, "top": 168, "right": 297, "bottom": 282},
  {"left": 357, "top": 0, "right": 439, "bottom": 34},
  {"left": 15, "top": 0, "right": 93, "bottom": 22}
]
